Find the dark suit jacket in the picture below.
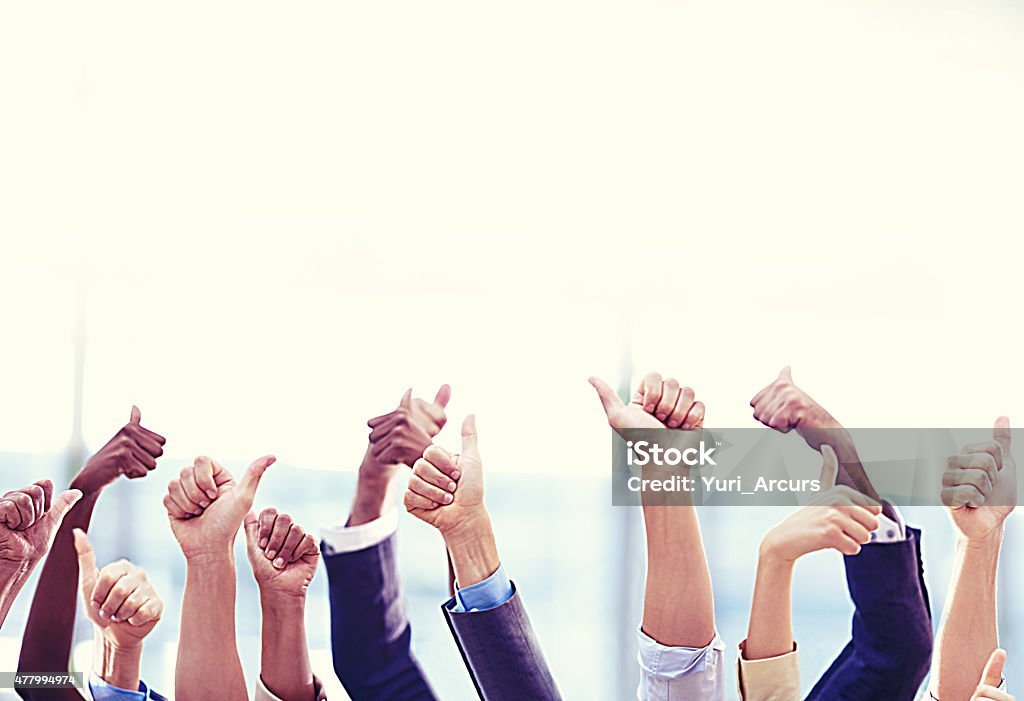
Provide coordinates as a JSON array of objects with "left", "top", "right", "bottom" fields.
[
  {"left": 442, "top": 583, "right": 563, "bottom": 701},
  {"left": 323, "top": 532, "right": 562, "bottom": 701},
  {"left": 806, "top": 527, "right": 934, "bottom": 701},
  {"left": 322, "top": 534, "right": 439, "bottom": 701}
]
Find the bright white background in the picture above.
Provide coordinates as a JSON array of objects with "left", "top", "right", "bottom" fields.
[{"left": 1, "top": 1, "right": 1022, "bottom": 699}]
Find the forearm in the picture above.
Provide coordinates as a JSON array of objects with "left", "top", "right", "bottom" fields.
[
  {"left": 177, "top": 552, "right": 247, "bottom": 701},
  {"left": 347, "top": 449, "right": 399, "bottom": 527},
  {"left": 259, "top": 593, "right": 315, "bottom": 701},
  {"left": 797, "top": 417, "right": 885, "bottom": 508},
  {"left": 0, "top": 560, "right": 34, "bottom": 629},
  {"left": 930, "top": 529, "right": 1002, "bottom": 701},
  {"left": 443, "top": 513, "right": 500, "bottom": 588},
  {"left": 640, "top": 490, "right": 715, "bottom": 647},
  {"left": 18, "top": 491, "right": 99, "bottom": 671},
  {"left": 93, "top": 630, "right": 142, "bottom": 691},
  {"left": 745, "top": 552, "right": 795, "bottom": 660}
]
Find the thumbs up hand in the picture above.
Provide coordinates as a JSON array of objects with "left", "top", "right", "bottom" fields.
[
  {"left": 759, "top": 446, "right": 883, "bottom": 563},
  {"left": 945, "top": 417, "right": 1017, "bottom": 542},
  {"left": 590, "top": 372, "right": 705, "bottom": 430},
  {"left": 750, "top": 367, "right": 841, "bottom": 438},
  {"left": 73, "top": 529, "right": 162, "bottom": 648},
  {"left": 971, "top": 649, "right": 1014, "bottom": 701},
  {"left": 163, "top": 455, "right": 276, "bottom": 560},
  {"left": 73, "top": 406, "right": 166, "bottom": 495},
  {"left": 367, "top": 385, "right": 452, "bottom": 467},
  {"left": 0, "top": 480, "right": 82, "bottom": 566},
  {"left": 404, "top": 415, "right": 484, "bottom": 540}
]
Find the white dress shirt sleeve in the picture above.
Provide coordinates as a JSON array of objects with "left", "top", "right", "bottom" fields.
[{"left": 320, "top": 508, "right": 398, "bottom": 556}]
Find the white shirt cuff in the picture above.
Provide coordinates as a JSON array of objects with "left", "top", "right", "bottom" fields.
[
  {"left": 869, "top": 501, "right": 907, "bottom": 543},
  {"left": 320, "top": 508, "right": 398, "bottom": 555}
]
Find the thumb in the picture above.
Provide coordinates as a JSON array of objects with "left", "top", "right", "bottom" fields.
[
  {"left": 72, "top": 528, "right": 98, "bottom": 593},
  {"left": 399, "top": 388, "right": 412, "bottom": 409},
  {"left": 130, "top": 405, "right": 141, "bottom": 424},
  {"left": 41, "top": 489, "right": 83, "bottom": 531},
  {"left": 461, "top": 415, "right": 480, "bottom": 463},
  {"left": 243, "top": 510, "right": 259, "bottom": 542},
  {"left": 994, "top": 416, "right": 1011, "bottom": 453},
  {"left": 589, "top": 376, "right": 625, "bottom": 416},
  {"left": 779, "top": 366, "right": 793, "bottom": 383},
  {"left": 434, "top": 384, "right": 452, "bottom": 409},
  {"left": 819, "top": 444, "right": 838, "bottom": 491},
  {"left": 239, "top": 455, "right": 276, "bottom": 499},
  {"left": 980, "top": 648, "right": 1007, "bottom": 688}
]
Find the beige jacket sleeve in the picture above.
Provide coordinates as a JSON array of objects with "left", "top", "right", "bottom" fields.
[
  {"left": 254, "top": 675, "right": 328, "bottom": 701},
  {"left": 736, "top": 640, "right": 800, "bottom": 701}
]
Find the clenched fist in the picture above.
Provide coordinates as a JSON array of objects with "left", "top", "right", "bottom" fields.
[
  {"left": 944, "top": 417, "right": 1017, "bottom": 542},
  {"left": 0, "top": 481, "right": 82, "bottom": 565},
  {"left": 164, "top": 455, "right": 276, "bottom": 559},
  {"left": 244, "top": 508, "right": 319, "bottom": 598},
  {"left": 590, "top": 372, "right": 705, "bottom": 430},
  {"left": 760, "top": 446, "right": 882, "bottom": 562},
  {"left": 73, "top": 406, "right": 166, "bottom": 495},
  {"left": 368, "top": 385, "right": 452, "bottom": 467},
  {"left": 73, "top": 529, "right": 162, "bottom": 648}
]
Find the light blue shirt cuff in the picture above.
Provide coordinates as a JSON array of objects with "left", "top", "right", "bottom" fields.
[
  {"left": 452, "top": 564, "right": 513, "bottom": 612},
  {"left": 89, "top": 674, "right": 149, "bottom": 701}
]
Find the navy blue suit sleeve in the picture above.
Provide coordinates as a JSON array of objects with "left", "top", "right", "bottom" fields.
[
  {"left": 442, "top": 582, "right": 562, "bottom": 701},
  {"left": 806, "top": 527, "right": 933, "bottom": 701},
  {"left": 322, "top": 534, "right": 439, "bottom": 701}
]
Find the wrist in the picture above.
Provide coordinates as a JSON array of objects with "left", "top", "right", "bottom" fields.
[
  {"left": 442, "top": 511, "right": 500, "bottom": 588},
  {"left": 961, "top": 524, "right": 1005, "bottom": 550},
  {"left": 184, "top": 546, "right": 234, "bottom": 568},
  {"left": 94, "top": 629, "right": 142, "bottom": 691},
  {"left": 759, "top": 531, "right": 798, "bottom": 565},
  {"left": 259, "top": 586, "right": 308, "bottom": 611}
]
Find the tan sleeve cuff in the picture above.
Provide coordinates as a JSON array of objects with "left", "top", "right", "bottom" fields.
[
  {"left": 736, "top": 640, "right": 800, "bottom": 701},
  {"left": 255, "top": 675, "right": 328, "bottom": 701}
]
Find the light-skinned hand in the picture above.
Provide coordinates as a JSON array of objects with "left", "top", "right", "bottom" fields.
[
  {"left": 972, "top": 649, "right": 1014, "bottom": 701},
  {"left": 244, "top": 508, "right": 319, "bottom": 598},
  {"left": 945, "top": 417, "right": 1016, "bottom": 542},
  {"left": 164, "top": 455, "right": 276, "bottom": 559},
  {"left": 750, "top": 367, "right": 836, "bottom": 434},
  {"left": 760, "top": 446, "right": 882, "bottom": 562},
  {"left": 0, "top": 481, "right": 82, "bottom": 565},
  {"left": 590, "top": 372, "right": 705, "bottom": 430},
  {"left": 73, "top": 528, "right": 162, "bottom": 648}
]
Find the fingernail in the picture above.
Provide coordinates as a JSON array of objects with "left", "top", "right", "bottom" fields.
[
  {"left": 274, "top": 558, "right": 285, "bottom": 568},
  {"left": 200, "top": 500, "right": 210, "bottom": 508},
  {"left": 259, "top": 538, "right": 268, "bottom": 548},
  {"left": 448, "top": 481, "right": 457, "bottom": 491},
  {"left": 98, "top": 609, "right": 109, "bottom": 619},
  {"left": 206, "top": 490, "right": 218, "bottom": 499},
  {"left": 451, "top": 470, "right": 461, "bottom": 479},
  {"left": 443, "top": 493, "right": 453, "bottom": 503},
  {"left": 266, "top": 550, "right": 276, "bottom": 559},
  {"left": 111, "top": 615, "right": 121, "bottom": 622},
  {"left": 656, "top": 413, "right": 667, "bottom": 421}
]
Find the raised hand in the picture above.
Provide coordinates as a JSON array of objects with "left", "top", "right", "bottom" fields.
[
  {"left": 404, "top": 415, "right": 479, "bottom": 537},
  {"left": 944, "top": 417, "right": 1017, "bottom": 542},
  {"left": 0, "top": 481, "right": 82, "bottom": 565},
  {"left": 760, "top": 446, "right": 882, "bottom": 562},
  {"left": 164, "top": 455, "right": 276, "bottom": 559},
  {"left": 73, "top": 406, "right": 166, "bottom": 495},
  {"left": 750, "top": 366, "right": 839, "bottom": 436},
  {"left": 590, "top": 372, "right": 705, "bottom": 430},
  {"left": 244, "top": 508, "right": 319, "bottom": 597},
  {"left": 367, "top": 385, "right": 452, "bottom": 467},
  {"left": 73, "top": 529, "right": 162, "bottom": 647},
  {"left": 972, "top": 650, "right": 1014, "bottom": 701}
]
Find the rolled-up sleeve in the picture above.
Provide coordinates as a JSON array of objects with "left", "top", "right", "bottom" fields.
[
  {"left": 636, "top": 627, "right": 727, "bottom": 700},
  {"left": 736, "top": 640, "right": 800, "bottom": 701}
]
